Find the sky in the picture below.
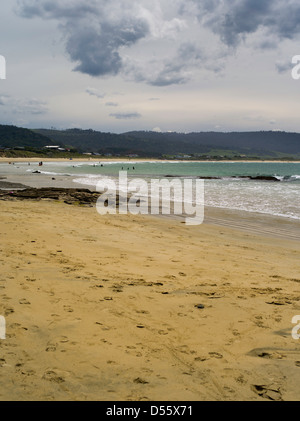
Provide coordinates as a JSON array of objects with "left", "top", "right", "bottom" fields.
[{"left": 1, "top": 0, "right": 300, "bottom": 134}]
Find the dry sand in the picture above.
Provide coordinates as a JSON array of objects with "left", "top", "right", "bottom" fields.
[{"left": 0, "top": 199, "right": 300, "bottom": 401}]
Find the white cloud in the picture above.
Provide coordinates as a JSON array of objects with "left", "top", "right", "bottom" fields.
[
  {"left": 0, "top": 95, "right": 48, "bottom": 115},
  {"left": 110, "top": 112, "right": 141, "bottom": 119},
  {"left": 86, "top": 87, "right": 106, "bottom": 99}
]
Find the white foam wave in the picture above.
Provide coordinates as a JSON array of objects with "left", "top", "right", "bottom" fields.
[
  {"left": 72, "top": 171, "right": 300, "bottom": 221},
  {"left": 73, "top": 175, "right": 110, "bottom": 187}
]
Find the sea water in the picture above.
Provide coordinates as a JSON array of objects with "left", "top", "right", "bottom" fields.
[{"left": 2, "top": 161, "right": 300, "bottom": 220}]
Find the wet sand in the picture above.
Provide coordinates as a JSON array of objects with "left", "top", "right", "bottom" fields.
[
  {"left": 0, "top": 196, "right": 300, "bottom": 401},
  {"left": 1, "top": 168, "right": 299, "bottom": 241}
]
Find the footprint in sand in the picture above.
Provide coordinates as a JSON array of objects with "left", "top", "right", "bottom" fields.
[
  {"left": 257, "top": 351, "right": 286, "bottom": 359},
  {"left": 45, "top": 345, "right": 57, "bottom": 352},
  {"left": 42, "top": 370, "right": 65, "bottom": 383},
  {"left": 25, "top": 276, "right": 36, "bottom": 282},
  {"left": 63, "top": 305, "right": 74, "bottom": 313},
  {"left": 208, "top": 352, "right": 223, "bottom": 359},
  {"left": 158, "top": 330, "right": 168, "bottom": 335},
  {"left": 194, "top": 356, "right": 208, "bottom": 362},
  {"left": 248, "top": 348, "right": 286, "bottom": 360},
  {"left": 251, "top": 384, "right": 282, "bottom": 401},
  {"left": 19, "top": 298, "right": 31, "bottom": 305},
  {"left": 45, "top": 336, "right": 69, "bottom": 352},
  {"left": 111, "top": 284, "right": 123, "bottom": 293},
  {"left": 16, "top": 367, "right": 36, "bottom": 377},
  {"left": 58, "top": 336, "right": 69, "bottom": 343},
  {"left": 133, "top": 377, "right": 149, "bottom": 384},
  {"left": 3, "top": 306, "right": 14, "bottom": 316},
  {"left": 11, "top": 323, "right": 28, "bottom": 332}
]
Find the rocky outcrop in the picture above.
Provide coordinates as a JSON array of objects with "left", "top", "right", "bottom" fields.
[
  {"left": 0, "top": 187, "right": 104, "bottom": 206},
  {"left": 248, "top": 175, "right": 280, "bottom": 182},
  {"left": 165, "top": 175, "right": 280, "bottom": 181}
]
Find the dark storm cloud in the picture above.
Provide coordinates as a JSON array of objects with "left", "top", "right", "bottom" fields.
[
  {"left": 17, "top": 0, "right": 98, "bottom": 19},
  {"left": 17, "top": 0, "right": 198, "bottom": 86},
  {"left": 210, "top": 0, "right": 273, "bottom": 47},
  {"left": 17, "top": 0, "right": 150, "bottom": 77},
  {"left": 16, "top": 0, "right": 300, "bottom": 87},
  {"left": 65, "top": 18, "right": 149, "bottom": 77},
  {"left": 190, "top": 0, "right": 300, "bottom": 47}
]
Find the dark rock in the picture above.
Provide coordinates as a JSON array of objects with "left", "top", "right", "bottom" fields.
[
  {"left": 133, "top": 377, "right": 149, "bottom": 384},
  {"left": 249, "top": 175, "right": 280, "bottom": 182},
  {"left": 0, "top": 187, "right": 103, "bottom": 205},
  {"left": 195, "top": 304, "right": 205, "bottom": 309},
  {"left": 197, "top": 176, "right": 221, "bottom": 179}
]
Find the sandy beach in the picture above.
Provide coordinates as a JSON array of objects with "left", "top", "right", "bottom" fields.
[
  {"left": 3, "top": 0, "right": 300, "bottom": 403},
  {"left": 0, "top": 193, "right": 300, "bottom": 401}
]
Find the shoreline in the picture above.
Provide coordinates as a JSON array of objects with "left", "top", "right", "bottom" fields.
[
  {"left": 0, "top": 169, "right": 299, "bottom": 242},
  {"left": 1, "top": 157, "right": 300, "bottom": 164},
  {"left": 0, "top": 173, "right": 299, "bottom": 242}
]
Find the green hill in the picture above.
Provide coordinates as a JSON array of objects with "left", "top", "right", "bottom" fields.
[
  {"left": 0, "top": 125, "right": 55, "bottom": 149},
  {"left": 1, "top": 124, "right": 300, "bottom": 159},
  {"left": 34, "top": 128, "right": 300, "bottom": 159}
]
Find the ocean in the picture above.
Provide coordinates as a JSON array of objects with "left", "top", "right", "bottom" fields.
[{"left": 2, "top": 160, "right": 300, "bottom": 221}]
